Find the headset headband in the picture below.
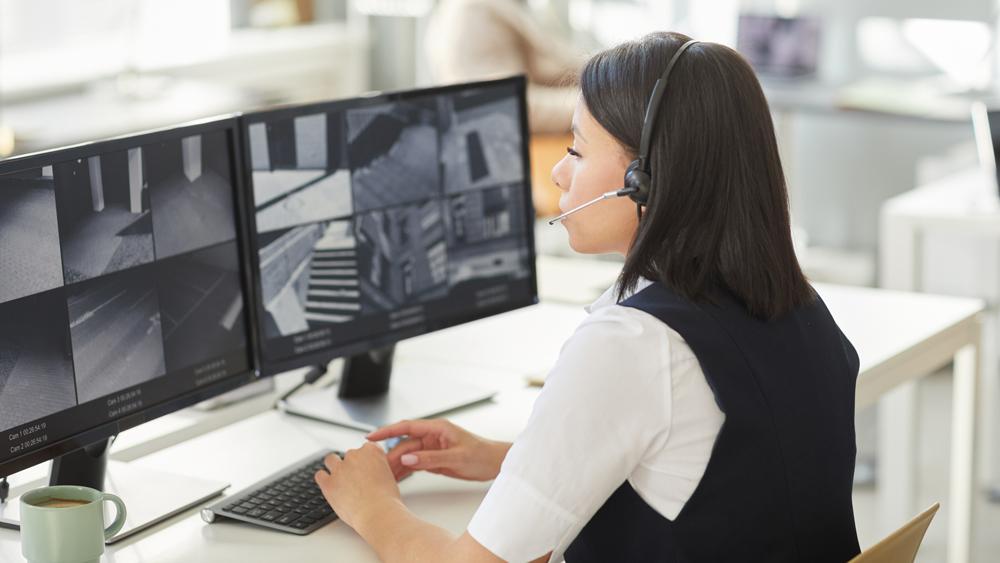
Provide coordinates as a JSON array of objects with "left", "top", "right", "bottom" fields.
[{"left": 636, "top": 39, "right": 699, "bottom": 172}]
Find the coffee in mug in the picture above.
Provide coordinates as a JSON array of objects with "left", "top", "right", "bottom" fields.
[{"left": 32, "top": 498, "right": 91, "bottom": 509}]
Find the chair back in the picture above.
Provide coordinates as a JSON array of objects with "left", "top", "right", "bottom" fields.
[{"left": 848, "top": 503, "right": 940, "bottom": 563}]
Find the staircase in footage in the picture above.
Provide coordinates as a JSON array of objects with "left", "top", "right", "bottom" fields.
[{"left": 304, "top": 224, "right": 361, "bottom": 325}]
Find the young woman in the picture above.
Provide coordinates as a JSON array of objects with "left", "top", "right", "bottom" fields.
[{"left": 314, "top": 31, "right": 861, "bottom": 563}]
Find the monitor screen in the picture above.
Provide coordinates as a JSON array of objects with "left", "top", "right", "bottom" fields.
[
  {"left": 242, "top": 77, "right": 537, "bottom": 374},
  {"left": 737, "top": 14, "right": 821, "bottom": 77},
  {"left": 971, "top": 101, "right": 1000, "bottom": 196},
  {"left": 986, "top": 109, "right": 1000, "bottom": 194},
  {"left": 0, "top": 118, "right": 255, "bottom": 473}
]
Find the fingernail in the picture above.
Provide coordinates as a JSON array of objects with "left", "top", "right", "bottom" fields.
[{"left": 401, "top": 454, "right": 418, "bottom": 466}]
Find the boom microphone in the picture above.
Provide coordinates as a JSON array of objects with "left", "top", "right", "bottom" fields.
[{"left": 547, "top": 186, "right": 638, "bottom": 225}]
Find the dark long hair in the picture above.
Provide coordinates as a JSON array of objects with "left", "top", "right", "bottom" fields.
[{"left": 580, "top": 32, "right": 814, "bottom": 320}]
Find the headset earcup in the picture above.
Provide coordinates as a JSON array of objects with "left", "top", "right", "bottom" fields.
[{"left": 624, "top": 160, "right": 650, "bottom": 205}]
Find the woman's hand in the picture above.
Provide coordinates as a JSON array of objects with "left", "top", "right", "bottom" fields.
[
  {"left": 367, "top": 419, "right": 511, "bottom": 482},
  {"left": 314, "top": 443, "right": 404, "bottom": 534}
]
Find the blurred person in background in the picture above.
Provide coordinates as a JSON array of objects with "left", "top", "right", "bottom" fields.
[{"left": 426, "top": 0, "right": 583, "bottom": 134}]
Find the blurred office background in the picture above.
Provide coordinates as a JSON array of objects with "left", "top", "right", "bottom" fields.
[{"left": 4, "top": 0, "right": 1000, "bottom": 560}]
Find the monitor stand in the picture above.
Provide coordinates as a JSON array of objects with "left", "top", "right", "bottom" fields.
[
  {"left": 0, "top": 438, "right": 228, "bottom": 543},
  {"left": 278, "top": 344, "right": 497, "bottom": 432}
]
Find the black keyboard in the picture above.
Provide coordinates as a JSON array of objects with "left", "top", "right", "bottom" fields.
[{"left": 202, "top": 449, "right": 342, "bottom": 535}]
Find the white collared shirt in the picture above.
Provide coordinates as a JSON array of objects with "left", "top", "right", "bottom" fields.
[{"left": 468, "top": 279, "right": 725, "bottom": 562}]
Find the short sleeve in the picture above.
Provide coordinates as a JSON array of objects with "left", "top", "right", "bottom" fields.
[{"left": 468, "top": 306, "right": 673, "bottom": 562}]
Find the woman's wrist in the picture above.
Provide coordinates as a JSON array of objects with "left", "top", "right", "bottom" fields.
[{"left": 354, "top": 496, "right": 409, "bottom": 545}]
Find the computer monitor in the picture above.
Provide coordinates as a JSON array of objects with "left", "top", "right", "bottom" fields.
[
  {"left": 737, "top": 13, "right": 821, "bottom": 78},
  {"left": 240, "top": 76, "right": 537, "bottom": 430},
  {"left": 972, "top": 101, "right": 1000, "bottom": 198},
  {"left": 0, "top": 116, "right": 258, "bottom": 540}
]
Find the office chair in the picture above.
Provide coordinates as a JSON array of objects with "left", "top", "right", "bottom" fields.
[{"left": 848, "top": 503, "right": 940, "bottom": 563}]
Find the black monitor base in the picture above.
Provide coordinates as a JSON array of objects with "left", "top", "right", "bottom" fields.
[
  {"left": 0, "top": 438, "right": 227, "bottom": 543},
  {"left": 49, "top": 438, "right": 112, "bottom": 490},
  {"left": 279, "top": 346, "right": 498, "bottom": 432}
]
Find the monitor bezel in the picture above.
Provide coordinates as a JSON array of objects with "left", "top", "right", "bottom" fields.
[
  {"left": 0, "top": 115, "right": 261, "bottom": 478},
  {"left": 239, "top": 75, "right": 540, "bottom": 377}
]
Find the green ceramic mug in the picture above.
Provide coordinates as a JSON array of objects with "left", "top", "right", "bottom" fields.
[{"left": 19, "top": 485, "right": 127, "bottom": 563}]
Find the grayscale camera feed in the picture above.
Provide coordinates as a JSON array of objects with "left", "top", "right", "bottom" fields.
[
  {"left": 444, "top": 184, "right": 531, "bottom": 286},
  {"left": 0, "top": 289, "right": 77, "bottom": 431},
  {"left": 441, "top": 88, "right": 524, "bottom": 194},
  {"left": 157, "top": 242, "right": 246, "bottom": 372},
  {"left": 259, "top": 220, "right": 360, "bottom": 338},
  {"left": 0, "top": 166, "right": 65, "bottom": 305},
  {"left": 346, "top": 100, "right": 442, "bottom": 212},
  {"left": 249, "top": 113, "right": 353, "bottom": 234},
  {"left": 55, "top": 152, "right": 155, "bottom": 283},
  {"left": 147, "top": 131, "right": 238, "bottom": 259},
  {"left": 354, "top": 200, "right": 449, "bottom": 313},
  {"left": 67, "top": 266, "right": 166, "bottom": 404}
]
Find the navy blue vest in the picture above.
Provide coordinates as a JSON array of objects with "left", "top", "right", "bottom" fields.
[{"left": 564, "top": 282, "right": 861, "bottom": 562}]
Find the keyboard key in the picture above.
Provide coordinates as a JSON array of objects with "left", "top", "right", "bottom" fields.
[
  {"left": 276, "top": 514, "right": 300, "bottom": 526},
  {"left": 230, "top": 506, "right": 249, "bottom": 515},
  {"left": 247, "top": 508, "right": 266, "bottom": 518},
  {"left": 306, "top": 508, "right": 331, "bottom": 520},
  {"left": 261, "top": 511, "right": 281, "bottom": 522}
]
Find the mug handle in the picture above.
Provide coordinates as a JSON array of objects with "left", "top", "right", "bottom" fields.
[{"left": 101, "top": 492, "right": 127, "bottom": 541}]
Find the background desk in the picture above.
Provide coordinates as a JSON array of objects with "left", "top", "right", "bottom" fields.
[
  {"left": 0, "top": 260, "right": 984, "bottom": 562},
  {"left": 880, "top": 169, "right": 1000, "bottom": 562}
]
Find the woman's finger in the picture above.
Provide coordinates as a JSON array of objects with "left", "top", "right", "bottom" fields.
[
  {"left": 386, "top": 438, "right": 424, "bottom": 460},
  {"left": 366, "top": 420, "right": 414, "bottom": 441},
  {"left": 385, "top": 439, "right": 425, "bottom": 479},
  {"left": 323, "top": 452, "right": 342, "bottom": 473},
  {"left": 398, "top": 449, "right": 458, "bottom": 471},
  {"left": 367, "top": 419, "right": 445, "bottom": 441},
  {"left": 314, "top": 470, "right": 327, "bottom": 487}
]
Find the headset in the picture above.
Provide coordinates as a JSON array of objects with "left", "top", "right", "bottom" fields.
[
  {"left": 623, "top": 38, "right": 700, "bottom": 206},
  {"left": 549, "top": 39, "right": 699, "bottom": 226}
]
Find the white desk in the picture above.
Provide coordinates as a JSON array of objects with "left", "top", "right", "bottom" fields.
[
  {"left": 0, "top": 265, "right": 984, "bottom": 562},
  {"left": 881, "top": 169, "right": 1000, "bottom": 563}
]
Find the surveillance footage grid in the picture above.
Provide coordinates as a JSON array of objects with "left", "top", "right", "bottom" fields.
[
  {"left": 250, "top": 84, "right": 533, "bottom": 353},
  {"left": 0, "top": 129, "right": 249, "bottom": 432}
]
